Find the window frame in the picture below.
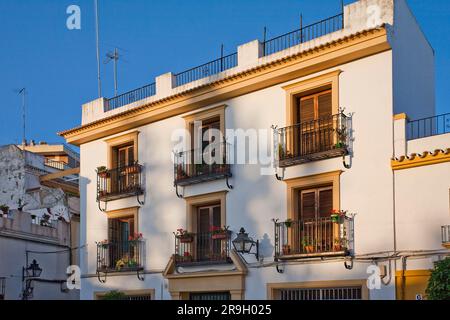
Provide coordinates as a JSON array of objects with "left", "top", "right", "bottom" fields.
[
  {"left": 105, "top": 131, "right": 139, "bottom": 170},
  {"left": 285, "top": 171, "right": 342, "bottom": 222},
  {"left": 283, "top": 70, "right": 341, "bottom": 127}
]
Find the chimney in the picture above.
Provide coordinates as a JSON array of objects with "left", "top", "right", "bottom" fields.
[
  {"left": 22, "top": 139, "right": 28, "bottom": 146},
  {"left": 30, "top": 140, "right": 36, "bottom": 146}
]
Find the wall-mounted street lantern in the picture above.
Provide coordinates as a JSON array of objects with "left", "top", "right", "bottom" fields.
[
  {"left": 232, "top": 228, "right": 259, "bottom": 261},
  {"left": 22, "top": 259, "right": 42, "bottom": 300}
]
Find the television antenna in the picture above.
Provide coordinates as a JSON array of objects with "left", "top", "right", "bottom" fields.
[
  {"left": 14, "top": 88, "right": 27, "bottom": 144},
  {"left": 104, "top": 48, "right": 120, "bottom": 97}
]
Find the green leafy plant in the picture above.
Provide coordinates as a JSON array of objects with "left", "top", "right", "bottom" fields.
[
  {"left": 101, "top": 291, "right": 126, "bottom": 300},
  {"left": 284, "top": 219, "right": 293, "bottom": 228},
  {"left": 426, "top": 257, "right": 450, "bottom": 300},
  {"left": 97, "top": 166, "right": 107, "bottom": 173},
  {"left": 0, "top": 205, "right": 9, "bottom": 214}
]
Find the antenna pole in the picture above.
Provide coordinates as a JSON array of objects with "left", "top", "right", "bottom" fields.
[
  {"left": 113, "top": 48, "right": 118, "bottom": 96},
  {"left": 94, "top": 0, "right": 102, "bottom": 97},
  {"left": 18, "top": 88, "right": 26, "bottom": 144}
]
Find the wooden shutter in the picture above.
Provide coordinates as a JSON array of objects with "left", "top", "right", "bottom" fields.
[
  {"left": 318, "top": 188, "right": 333, "bottom": 217},
  {"left": 198, "top": 208, "right": 210, "bottom": 234},
  {"left": 300, "top": 191, "right": 316, "bottom": 220},
  {"left": 299, "top": 97, "right": 315, "bottom": 124},
  {"left": 318, "top": 92, "right": 332, "bottom": 120}
]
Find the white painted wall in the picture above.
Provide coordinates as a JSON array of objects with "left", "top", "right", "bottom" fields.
[
  {"left": 80, "top": 50, "right": 398, "bottom": 299},
  {"left": 391, "top": 0, "right": 435, "bottom": 120}
]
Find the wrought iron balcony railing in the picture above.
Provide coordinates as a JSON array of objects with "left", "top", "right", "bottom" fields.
[
  {"left": 275, "top": 113, "right": 348, "bottom": 168},
  {"left": 263, "top": 13, "right": 344, "bottom": 56},
  {"left": 442, "top": 225, "right": 450, "bottom": 248},
  {"left": 96, "top": 240, "right": 145, "bottom": 273},
  {"left": 44, "top": 158, "right": 71, "bottom": 171},
  {"left": 174, "top": 142, "right": 232, "bottom": 187},
  {"left": 96, "top": 163, "right": 144, "bottom": 202},
  {"left": 174, "top": 231, "right": 232, "bottom": 267},
  {"left": 274, "top": 216, "right": 353, "bottom": 260},
  {"left": 407, "top": 112, "right": 450, "bottom": 140}
]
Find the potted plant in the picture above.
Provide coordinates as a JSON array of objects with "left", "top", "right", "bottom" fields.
[
  {"left": 97, "top": 166, "right": 109, "bottom": 178},
  {"left": 284, "top": 219, "right": 293, "bottom": 228},
  {"left": 175, "top": 228, "right": 194, "bottom": 243},
  {"left": 278, "top": 144, "right": 286, "bottom": 159},
  {"left": 333, "top": 238, "right": 343, "bottom": 251},
  {"left": 98, "top": 239, "right": 109, "bottom": 248},
  {"left": 176, "top": 164, "right": 188, "bottom": 180},
  {"left": 211, "top": 226, "right": 231, "bottom": 240},
  {"left": 195, "top": 163, "right": 206, "bottom": 175},
  {"left": 282, "top": 244, "right": 291, "bottom": 255},
  {"left": 128, "top": 232, "right": 143, "bottom": 243},
  {"left": 302, "top": 238, "right": 314, "bottom": 254},
  {"left": 126, "top": 162, "right": 140, "bottom": 175},
  {"left": 0, "top": 205, "right": 9, "bottom": 216},
  {"left": 330, "top": 209, "right": 347, "bottom": 224},
  {"left": 40, "top": 214, "right": 52, "bottom": 227}
]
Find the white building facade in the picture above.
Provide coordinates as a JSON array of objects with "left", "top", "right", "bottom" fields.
[{"left": 60, "top": 0, "right": 449, "bottom": 300}]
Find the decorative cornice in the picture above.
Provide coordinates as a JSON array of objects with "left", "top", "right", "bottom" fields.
[{"left": 391, "top": 149, "right": 450, "bottom": 170}]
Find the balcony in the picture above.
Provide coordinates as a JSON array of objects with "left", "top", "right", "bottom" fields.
[
  {"left": 274, "top": 216, "right": 353, "bottom": 260},
  {"left": 174, "top": 142, "right": 232, "bottom": 187},
  {"left": 174, "top": 231, "right": 232, "bottom": 267},
  {"left": 96, "top": 240, "right": 145, "bottom": 273},
  {"left": 275, "top": 113, "right": 348, "bottom": 168},
  {"left": 96, "top": 163, "right": 144, "bottom": 202},
  {"left": 442, "top": 225, "right": 450, "bottom": 249}
]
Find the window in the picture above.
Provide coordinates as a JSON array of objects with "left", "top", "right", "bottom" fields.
[
  {"left": 101, "top": 132, "right": 142, "bottom": 199},
  {"left": 96, "top": 207, "right": 143, "bottom": 272},
  {"left": 298, "top": 187, "right": 333, "bottom": 221},
  {"left": 108, "top": 216, "right": 135, "bottom": 243},
  {"left": 284, "top": 71, "right": 340, "bottom": 126},
  {"left": 197, "top": 204, "right": 221, "bottom": 261},
  {"left": 278, "top": 286, "right": 362, "bottom": 300},
  {"left": 176, "top": 105, "right": 230, "bottom": 183},
  {"left": 267, "top": 280, "right": 368, "bottom": 300},
  {"left": 276, "top": 71, "right": 346, "bottom": 166},
  {"left": 174, "top": 192, "right": 230, "bottom": 265},
  {"left": 105, "top": 131, "right": 139, "bottom": 170},
  {"left": 189, "top": 292, "right": 231, "bottom": 300},
  {"left": 95, "top": 289, "right": 154, "bottom": 300}
]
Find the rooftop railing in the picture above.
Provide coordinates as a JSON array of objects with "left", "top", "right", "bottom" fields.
[
  {"left": 105, "top": 83, "right": 156, "bottom": 112},
  {"left": 407, "top": 113, "right": 450, "bottom": 140},
  {"left": 263, "top": 13, "right": 344, "bottom": 56},
  {"left": 103, "top": 12, "right": 343, "bottom": 111},
  {"left": 174, "top": 53, "right": 238, "bottom": 87}
]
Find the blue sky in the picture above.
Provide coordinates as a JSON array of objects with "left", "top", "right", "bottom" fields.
[{"left": 0, "top": 0, "right": 449, "bottom": 146}]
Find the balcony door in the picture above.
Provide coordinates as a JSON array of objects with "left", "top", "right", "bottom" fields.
[
  {"left": 113, "top": 144, "right": 135, "bottom": 193},
  {"left": 295, "top": 90, "right": 333, "bottom": 156},
  {"left": 108, "top": 216, "right": 135, "bottom": 269},
  {"left": 197, "top": 205, "right": 221, "bottom": 261},
  {"left": 296, "top": 187, "right": 333, "bottom": 253}
]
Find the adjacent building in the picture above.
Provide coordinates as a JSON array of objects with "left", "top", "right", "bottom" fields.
[
  {"left": 59, "top": 0, "right": 449, "bottom": 300},
  {"left": 0, "top": 143, "right": 80, "bottom": 300}
]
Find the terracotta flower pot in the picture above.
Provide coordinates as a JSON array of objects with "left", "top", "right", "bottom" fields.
[
  {"left": 212, "top": 233, "right": 228, "bottom": 240},
  {"left": 179, "top": 236, "right": 193, "bottom": 243}
]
